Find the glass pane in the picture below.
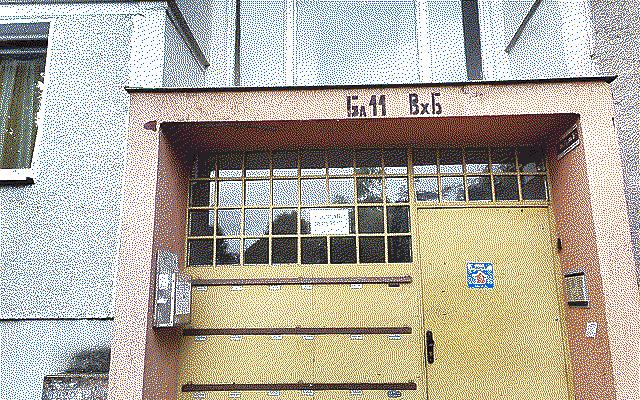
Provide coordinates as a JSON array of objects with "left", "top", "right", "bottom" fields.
[
  {"left": 295, "top": 1, "right": 419, "bottom": 86},
  {"left": 440, "top": 149, "right": 463, "bottom": 174},
  {"left": 218, "top": 153, "right": 242, "bottom": 178},
  {"left": 217, "top": 209, "right": 242, "bottom": 236},
  {"left": 492, "top": 148, "right": 516, "bottom": 172},
  {"left": 355, "top": 149, "right": 382, "bottom": 174},
  {"left": 301, "top": 150, "right": 325, "bottom": 176},
  {"left": 301, "top": 179, "right": 327, "bottom": 205},
  {"left": 413, "top": 149, "right": 437, "bottom": 174},
  {"left": 521, "top": 175, "right": 548, "bottom": 200},
  {"left": 218, "top": 181, "right": 242, "bottom": 206},
  {"left": 328, "top": 149, "right": 354, "bottom": 175},
  {"left": 240, "top": 0, "right": 286, "bottom": 86},
  {"left": 194, "top": 154, "right": 215, "bottom": 178},
  {"left": 467, "top": 176, "right": 492, "bottom": 201},
  {"left": 245, "top": 152, "right": 270, "bottom": 177},
  {"left": 190, "top": 181, "right": 216, "bottom": 207},
  {"left": 301, "top": 207, "right": 354, "bottom": 234},
  {"left": 244, "top": 209, "right": 270, "bottom": 235},
  {"left": 330, "top": 236, "right": 356, "bottom": 264},
  {"left": 302, "top": 237, "right": 328, "bottom": 264},
  {"left": 388, "top": 236, "right": 412, "bottom": 263},
  {"left": 494, "top": 176, "right": 519, "bottom": 201},
  {"left": 414, "top": 177, "right": 439, "bottom": 202},
  {"left": 216, "top": 239, "right": 240, "bottom": 265},
  {"left": 272, "top": 237, "right": 297, "bottom": 264},
  {"left": 188, "top": 240, "right": 213, "bottom": 266},
  {"left": 245, "top": 180, "right": 271, "bottom": 206},
  {"left": 357, "top": 178, "right": 383, "bottom": 203},
  {"left": 189, "top": 210, "right": 216, "bottom": 236},
  {"left": 465, "top": 148, "right": 490, "bottom": 173},
  {"left": 384, "top": 149, "right": 408, "bottom": 174},
  {"left": 273, "top": 179, "right": 299, "bottom": 206},
  {"left": 385, "top": 177, "right": 409, "bottom": 203},
  {"left": 273, "top": 151, "right": 298, "bottom": 176},
  {"left": 358, "top": 206, "right": 384, "bottom": 233},
  {"left": 518, "top": 147, "right": 546, "bottom": 172},
  {"left": 329, "top": 178, "right": 355, "bottom": 204},
  {"left": 387, "top": 206, "right": 410, "bottom": 233},
  {"left": 441, "top": 177, "right": 465, "bottom": 202},
  {"left": 244, "top": 238, "right": 269, "bottom": 264},
  {"left": 273, "top": 209, "right": 298, "bottom": 234},
  {"left": 359, "top": 237, "right": 385, "bottom": 263}
]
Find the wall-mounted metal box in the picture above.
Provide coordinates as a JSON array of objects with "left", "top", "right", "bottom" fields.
[
  {"left": 564, "top": 271, "right": 589, "bottom": 308},
  {"left": 153, "top": 250, "right": 191, "bottom": 328}
]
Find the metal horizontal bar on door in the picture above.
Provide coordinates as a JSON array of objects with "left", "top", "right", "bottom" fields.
[
  {"left": 183, "top": 327, "right": 412, "bottom": 336},
  {"left": 182, "top": 382, "right": 418, "bottom": 392},
  {"left": 191, "top": 276, "right": 412, "bottom": 286}
]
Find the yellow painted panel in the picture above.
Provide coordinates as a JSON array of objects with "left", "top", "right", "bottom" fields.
[
  {"left": 178, "top": 335, "right": 312, "bottom": 384},
  {"left": 418, "top": 208, "right": 569, "bottom": 400},
  {"left": 310, "top": 284, "right": 418, "bottom": 327},
  {"left": 312, "top": 390, "right": 422, "bottom": 400},
  {"left": 312, "top": 335, "right": 421, "bottom": 383},
  {"left": 190, "top": 285, "right": 313, "bottom": 328},
  {"left": 178, "top": 390, "right": 421, "bottom": 400}
]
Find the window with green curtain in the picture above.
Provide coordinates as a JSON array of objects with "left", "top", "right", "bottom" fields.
[
  {"left": 0, "top": 52, "right": 45, "bottom": 169},
  {"left": 0, "top": 22, "right": 48, "bottom": 170}
]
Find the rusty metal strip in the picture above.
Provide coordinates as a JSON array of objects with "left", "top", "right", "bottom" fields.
[
  {"left": 182, "top": 382, "right": 417, "bottom": 392},
  {"left": 183, "top": 327, "right": 412, "bottom": 336},
  {"left": 191, "top": 276, "right": 412, "bottom": 287}
]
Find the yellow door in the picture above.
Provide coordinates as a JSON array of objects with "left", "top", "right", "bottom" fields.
[{"left": 417, "top": 207, "right": 570, "bottom": 400}]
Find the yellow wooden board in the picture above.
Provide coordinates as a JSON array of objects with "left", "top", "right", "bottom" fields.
[
  {"left": 178, "top": 335, "right": 312, "bottom": 384},
  {"left": 190, "top": 285, "right": 313, "bottom": 328},
  {"left": 417, "top": 207, "right": 570, "bottom": 400}
]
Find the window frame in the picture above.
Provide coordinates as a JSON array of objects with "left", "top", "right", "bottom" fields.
[
  {"left": 0, "top": 19, "right": 52, "bottom": 184},
  {"left": 226, "top": 0, "right": 479, "bottom": 87}
]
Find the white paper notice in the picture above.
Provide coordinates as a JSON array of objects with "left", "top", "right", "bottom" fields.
[
  {"left": 586, "top": 322, "right": 597, "bottom": 338},
  {"left": 310, "top": 208, "right": 350, "bottom": 234}
]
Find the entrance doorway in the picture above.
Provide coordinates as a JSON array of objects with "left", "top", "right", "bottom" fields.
[
  {"left": 417, "top": 207, "right": 570, "bottom": 399},
  {"left": 179, "top": 147, "right": 569, "bottom": 399}
]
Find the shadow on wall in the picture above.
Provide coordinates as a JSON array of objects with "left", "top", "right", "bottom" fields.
[
  {"left": 42, "top": 348, "right": 111, "bottom": 400},
  {"left": 65, "top": 347, "right": 110, "bottom": 373}
]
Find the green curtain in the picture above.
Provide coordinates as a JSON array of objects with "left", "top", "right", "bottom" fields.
[{"left": 0, "top": 54, "right": 45, "bottom": 169}]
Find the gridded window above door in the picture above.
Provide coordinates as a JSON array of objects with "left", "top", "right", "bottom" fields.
[
  {"left": 186, "top": 146, "right": 548, "bottom": 268},
  {"left": 187, "top": 149, "right": 412, "bottom": 267}
]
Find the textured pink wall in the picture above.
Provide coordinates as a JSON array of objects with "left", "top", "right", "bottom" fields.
[{"left": 547, "top": 127, "right": 616, "bottom": 399}]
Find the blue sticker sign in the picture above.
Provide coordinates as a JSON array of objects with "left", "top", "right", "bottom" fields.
[{"left": 466, "top": 262, "right": 494, "bottom": 289}]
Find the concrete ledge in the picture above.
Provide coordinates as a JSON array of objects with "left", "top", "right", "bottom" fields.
[{"left": 42, "top": 374, "right": 108, "bottom": 400}]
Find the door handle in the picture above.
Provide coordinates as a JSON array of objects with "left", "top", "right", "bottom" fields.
[{"left": 426, "top": 330, "right": 435, "bottom": 364}]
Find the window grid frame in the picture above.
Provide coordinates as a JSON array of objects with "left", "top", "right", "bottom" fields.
[{"left": 186, "top": 147, "right": 548, "bottom": 267}]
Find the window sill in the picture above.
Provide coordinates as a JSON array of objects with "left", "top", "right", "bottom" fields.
[{"left": 0, "top": 169, "right": 35, "bottom": 185}]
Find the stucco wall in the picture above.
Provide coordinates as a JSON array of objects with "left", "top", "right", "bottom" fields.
[
  {"left": 590, "top": 0, "right": 640, "bottom": 280},
  {"left": 0, "top": 3, "right": 171, "bottom": 400},
  {"left": 0, "top": 319, "right": 112, "bottom": 400},
  {"left": 0, "top": 13, "right": 132, "bottom": 320}
]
